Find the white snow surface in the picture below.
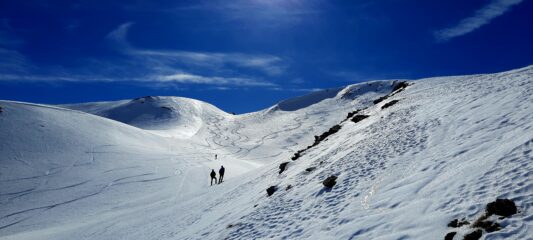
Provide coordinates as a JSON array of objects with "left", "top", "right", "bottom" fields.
[{"left": 0, "top": 66, "right": 532, "bottom": 240}]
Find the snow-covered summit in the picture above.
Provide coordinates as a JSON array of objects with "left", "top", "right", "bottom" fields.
[
  {"left": 269, "top": 80, "right": 402, "bottom": 112},
  {"left": 63, "top": 96, "right": 231, "bottom": 138}
]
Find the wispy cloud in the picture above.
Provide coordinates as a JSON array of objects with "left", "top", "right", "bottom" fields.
[
  {"left": 105, "top": 22, "right": 133, "bottom": 49},
  {"left": 133, "top": 49, "right": 285, "bottom": 76},
  {"left": 153, "top": 72, "right": 275, "bottom": 87},
  {"left": 0, "top": 71, "right": 275, "bottom": 88},
  {"left": 108, "top": 22, "right": 286, "bottom": 76},
  {"left": 434, "top": 0, "right": 525, "bottom": 41}
]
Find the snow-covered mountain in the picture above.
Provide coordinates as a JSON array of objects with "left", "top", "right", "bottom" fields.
[
  {"left": 62, "top": 96, "right": 231, "bottom": 138},
  {"left": 0, "top": 66, "right": 531, "bottom": 240}
]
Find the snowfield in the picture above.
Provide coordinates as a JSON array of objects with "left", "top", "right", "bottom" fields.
[{"left": 0, "top": 66, "right": 532, "bottom": 240}]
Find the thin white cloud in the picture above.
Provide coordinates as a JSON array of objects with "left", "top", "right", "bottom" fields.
[
  {"left": 434, "top": 0, "right": 525, "bottom": 41},
  {"left": 153, "top": 72, "right": 276, "bottom": 87},
  {"left": 107, "top": 22, "right": 286, "bottom": 76},
  {"left": 106, "top": 22, "right": 134, "bottom": 49},
  {"left": 0, "top": 71, "right": 275, "bottom": 89},
  {"left": 0, "top": 73, "right": 134, "bottom": 82},
  {"left": 133, "top": 49, "right": 285, "bottom": 76}
]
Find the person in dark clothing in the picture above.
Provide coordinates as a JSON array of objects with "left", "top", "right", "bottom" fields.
[
  {"left": 218, "top": 166, "right": 225, "bottom": 184},
  {"left": 210, "top": 169, "right": 217, "bottom": 186}
]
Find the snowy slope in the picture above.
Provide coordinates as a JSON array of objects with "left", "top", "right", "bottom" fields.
[
  {"left": 0, "top": 101, "right": 257, "bottom": 239},
  {"left": 0, "top": 101, "right": 173, "bottom": 236},
  {"left": 198, "top": 67, "right": 532, "bottom": 240},
  {"left": 1, "top": 66, "right": 532, "bottom": 240}
]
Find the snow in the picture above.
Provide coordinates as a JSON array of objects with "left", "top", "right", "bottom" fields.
[{"left": 1, "top": 66, "right": 532, "bottom": 240}]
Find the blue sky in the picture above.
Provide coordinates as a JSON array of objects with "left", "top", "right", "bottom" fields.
[{"left": 0, "top": 0, "right": 531, "bottom": 113}]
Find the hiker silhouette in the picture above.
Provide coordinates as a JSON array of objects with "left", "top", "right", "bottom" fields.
[
  {"left": 218, "top": 166, "right": 225, "bottom": 184},
  {"left": 210, "top": 169, "right": 217, "bottom": 186}
]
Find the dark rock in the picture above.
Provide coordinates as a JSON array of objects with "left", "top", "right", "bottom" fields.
[
  {"left": 448, "top": 218, "right": 470, "bottom": 228},
  {"left": 392, "top": 81, "right": 409, "bottom": 92},
  {"left": 473, "top": 220, "right": 501, "bottom": 233},
  {"left": 305, "top": 167, "right": 316, "bottom": 172},
  {"left": 0, "top": 106, "right": 3, "bottom": 113},
  {"left": 160, "top": 106, "right": 172, "bottom": 111},
  {"left": 447, "top": 219, "right": 457, "bottom": 228},
  {"left": 329, "top": 124, "right": 341, "bottom": 133},
  {"left": 227, "top": 223, "right": 242, "bottom": 228},
  {"left": 444, "top": 232, "right": 457, "bottom": 240},
  {"left": 312, "top": 124, "right": 342, "bottom": 146},
  {"left": 279, "top": 162, "right": 289, "bottom": 174},
  {"left": 463, "top": 229, "right": 482, "bottom": 240},
  {"left": 253, "top": 204, "right": 258, "bottom": 207},
  {"left": 266, "top": 186, "right": 278, "bottom": 196},
  {"left": 286, "top": 185, "right": 292, "bottom": 190},
  {"left": 346, "top": 110, "right": 361, "bottom": 120},
  {"left": 351, "top": 115, "right": 369, "bottom": 123},
  {"left": 291, "top": 151, "right": 302, "bottom": 161},
  {"left": 373, "top": 95, "right": 389, "bottom": 104},
  {"left": 486, "top": 198, "right": 517, "bottom": 217},
  {"left": 322, "top": 176, "right": 337, "bottom": 188},
  {"left": 381, "top": 100, "right": 399, "bottom": 109}
]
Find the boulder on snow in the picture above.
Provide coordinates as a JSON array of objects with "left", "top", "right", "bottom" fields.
[
  {"left": 486, "top": 199, "right": 517, "bottom": 217},
  {"left": 322, "top": 125, "right": 341, "bottom": 138},
  {"left": 279, "top": 162, "right": 289, "bottom": 174},
  {"left": 444, "top": 232, "right": 456, "bottom": 240},
  {"left": 373, "top": 95, "right": 389, "bottom": 104},
  {"left": 322, "top": 176, "right": 337, "bottom": 188},
  {"left": 463, "top": 229, "right": 482, "bottom": 240},
  {"left": 392, "top": 81, "right": 409, "bottom": 92},
  {"left": 160, "top": 106, "right": 172, "bottom": 111},
  {"left": 286, "top": 185, "right": 292, "bottom": 190},
  {"left": 448, "top": 218, "right": 470, "bottom": 228},
  {"left": 346, "top": 109, "right": 361, "bottom": 120},
  {"left": 473, "top": 220, "right": 501, "bottom": 233},
  {"left": 266, "top": 186, "right": 278, "bottom": 196},
  {"left": 305, "top": 167, "right": 316, "bottom": 172},
  {"left": 291, "top": 151, "right": 303, "bottom": 160},
  {"left": 351, "top": 115, "right": 369, "bottom": 123},
  {"left": 227, "top": 223, "right": 243, "bottom": 229},
  {"left": 381, "top": 100, "right": 399, "bottom": 109},
  {"left": 312, "top": 124, "right": 342, "bottom": 147}
]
